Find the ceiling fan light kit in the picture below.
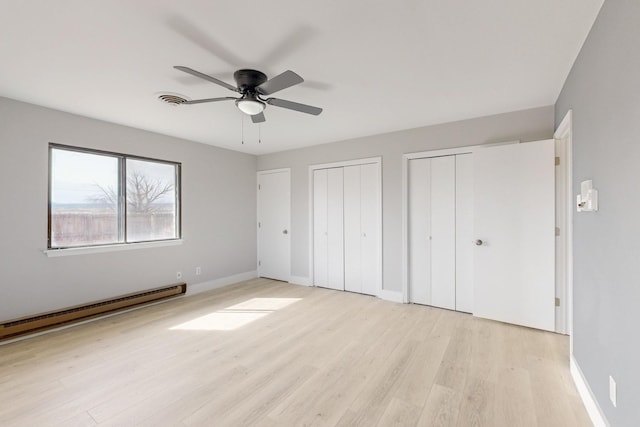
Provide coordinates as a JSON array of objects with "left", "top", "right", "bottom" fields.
[
  {"left": 236, "top": 96, "right": 265, "bottom": 115},
  {"left": 172, "top": 66, "right": 322, "bottom": 123}
]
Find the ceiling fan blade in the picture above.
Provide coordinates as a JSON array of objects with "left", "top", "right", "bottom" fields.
[
  {"left": 174, "top": 66, "right": 238, "bottom": 92},
  {"left": 266, "top": 98, "right": 323, "bottom": 115},
  {"left": 258, "top": 26, "right": 317, "bottom": 66},
  {"left": 257, "top": 70, "right": 303, "bottom": 95},
  {"left": 182, "top": 97, "right": 237, "bottom": 105},
  {"left": 251, "top": 112, "right": 266, "bottom": 123},
  {"left": 168, "top": 16, "right": 244, "bottom": 68}
]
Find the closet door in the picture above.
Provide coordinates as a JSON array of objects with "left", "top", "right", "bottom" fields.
[
  {"left": 408, "top": 156, "right": 455, "bottom": 310},
  {"left": 344, "top": 165, "right": 362, "bottom": 293},
  {"left": 455, "top": 154, "right": 474, "bottom": 313},
  {"left": 360, "top": 163, "right": 379, "bottom": 296},
  {"left": 313, "top": 169, "right": 328, "bottom": 287},
  {"left": 430, "top": 156, "right": 456, "bottom": 310},
  {"left": 344, "top": 163, "right": 380, "bottom": 296},
  {"left": 326, "top": 168, "right": 344, "bottom": 290},
  {"left": 408, "top": 158, "right": 431, "bottom": 305}
]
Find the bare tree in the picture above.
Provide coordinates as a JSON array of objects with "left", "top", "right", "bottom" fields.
[{"left": 91, "top": 170, "right": 174, "bottom": 213}]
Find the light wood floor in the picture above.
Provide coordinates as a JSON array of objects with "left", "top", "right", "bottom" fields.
[{"left": 0, "top": 278, "right": 591, "bottom": 426}]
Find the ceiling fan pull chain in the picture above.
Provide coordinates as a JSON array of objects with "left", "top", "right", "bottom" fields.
[
  {"left": 259, "top": 124, "right": 261, "bottom": 144},
  {"left": 241, "top": 115, "right": 244, "bottom": 144}
]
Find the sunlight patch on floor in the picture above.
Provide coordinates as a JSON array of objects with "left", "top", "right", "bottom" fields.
[{"left": 169, "top": 297, "right": 301, "bottom": 331}]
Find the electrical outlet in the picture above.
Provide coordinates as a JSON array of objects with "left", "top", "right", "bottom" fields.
[
  {"left": 609, "top": 375, "right": 617, "bottom": 407},
  {"left": 176, "top": 271, "right": 182, "bottom": 280},
  {"left": 195, "top": 267, "right": 201, "bottom": 276}
]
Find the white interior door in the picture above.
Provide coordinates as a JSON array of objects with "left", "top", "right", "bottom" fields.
[
  {"left": 344, "top": 165, "right": 362, "bottom": 293},
  {"left": 257, "top": 170, "right": 290, "bottom": 281},
  {"left": 313, "top": 169, "right": 328, "bottom": 287},
  {"left": 408, "top": 158, "right": 431, "bottom": 305},
  {"left": 326, "top": 168, "right": 344, "bottom": 290},
  {"left": 314, "top": 161, "right": 380, "bottom": 295},
  {"left": 360, "top": 163, "right": 380, "bottom": 296},
  {"left": 473, "top": 140, "right": 555, "bottom": 331},
  {"left": 430, "top": 156, "right": 456, "bottom": 310},
  {"left": 455, "top": 154, "right": 474, "bottom": 313},
  {"left": 408, "top": 156, "right": 455, "bottom": 310}
]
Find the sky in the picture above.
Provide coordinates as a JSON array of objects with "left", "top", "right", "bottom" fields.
[{"left": 51, "top": 148, "right": 176, "bottom": 204}]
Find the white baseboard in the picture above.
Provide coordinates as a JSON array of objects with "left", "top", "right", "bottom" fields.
[
  {"left": 289, "top": 276, "right": 312, "bottom": 286},
  {"left": 378, "top": 289, "right": 404, "bottom": 303},
  {"left": 187, "top": 270, "right": 257, "bottom": 296},
  {"left": 570, "top": 355, "right": 610, "bottom": 427}
]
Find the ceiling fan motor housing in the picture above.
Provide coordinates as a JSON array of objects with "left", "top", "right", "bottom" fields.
[{"left": 233, "top": 69, "right": 268, "bottom": 92}]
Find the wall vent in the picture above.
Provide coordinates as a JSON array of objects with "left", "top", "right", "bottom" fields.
[{"left": 1, "top": 283, "right": 186, "bottom": 341}]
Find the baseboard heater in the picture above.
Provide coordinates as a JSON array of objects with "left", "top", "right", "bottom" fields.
[{"left": 0, "top": 283, "right": 187, "bottom": 341}]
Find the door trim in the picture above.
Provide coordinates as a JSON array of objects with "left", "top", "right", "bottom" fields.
[
  {"left": 257, "top": 168, "right": 291, "bottom": 282},
  {"left": 401, "top": 141, "right": 520, "bottom": 303},
  {"left": 554, "top": 110, "right": 574, "bottom": 338},
  {"left": 308, "top": 157, "right": 382, "bottom": 296}
]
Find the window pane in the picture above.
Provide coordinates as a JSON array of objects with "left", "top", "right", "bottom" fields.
[
  {"left": 50, "top": 149, "right": 120, "bottom": 247},
  {"left": 126, "top": 159, "right": 177, "bottom": 242}
]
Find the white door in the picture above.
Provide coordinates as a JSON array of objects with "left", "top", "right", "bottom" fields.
[
  {"left": 408, "top": 158, "right": 431, "bottom": 305},
  {"left": 313, "top": 169, "right": 329, "bottom": 287},
  {"left": 408, "top": 157, "right": 455, "bottom": 310},
  {"left": 343, "top": 163, "right": 380, "bottom": 296},
  {"left": 326, "top": 168, "right": 345, "bottom": 290},
  {"left": 455, "top": 154, "right": 474, "bottom": 313},
  {"left": 360, "top": 163, "right": 380, "bottom": 296},
  {"left": 344, "top": 165, "right": 362, "bottom": 293},
  {"left": 430, "top": 156, "right": 456, "bottom": 310},
  {"left": 257, "top": 169, "right": 290, "bottom": 281},
  {"left": 473, "top": 140, "right": 555, "bottom": 331}
]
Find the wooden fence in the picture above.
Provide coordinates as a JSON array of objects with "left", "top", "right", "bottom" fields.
[{"left": 51, "top": 212, "right": 176, "bottom": 246}]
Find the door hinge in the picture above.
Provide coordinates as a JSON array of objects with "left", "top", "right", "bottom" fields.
[
  {"left": 555, "top": 157, "right": 560, "bottom": 166},
  {"left": 258, "top": 184, "right": 261, "bottom": 190},
  {"left": 258, "top": 260, "right": 261, "bottom": 266},
  {"left": 555, "top": 297, "right": 560, "bottom": 307},
  {"left": 555, "top": 227, "right": 560, "bottom": 236},
  {"left": 258, "top": 222, "right": 261, "bottom": 228}
]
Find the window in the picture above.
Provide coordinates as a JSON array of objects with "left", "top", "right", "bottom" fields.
[{"left": 49, "top": 144, "right": 181, "bottom": 249}]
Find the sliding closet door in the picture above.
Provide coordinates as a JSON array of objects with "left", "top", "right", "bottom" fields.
[
  {"left": 344, "top": 165, "right": 362, "bottom": 293},
  {"left": 408, "top": 158, "right": 431, "bottom": 305},
  {"left": 313, "top": 169, "right": 328, "bottom": 287},
  {"left": 430, "top": 156, "right": 456, "bottom": 310},
  {"left": 360, "top": 163, "right": 380, "bottom": 296},
  {"left": 455, "top": 154, "right": 474, "bottom": 313},
  {"left": 326, "top": 168, "right": 344, "bottom": 290}
]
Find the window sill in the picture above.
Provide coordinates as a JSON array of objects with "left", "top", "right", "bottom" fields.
[{"left": 44, "top": 239, "right": 183, "bottom": 257}]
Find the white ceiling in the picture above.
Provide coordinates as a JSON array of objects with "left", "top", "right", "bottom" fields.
[{"left": 0, "top": 0, "right": 603, "bottom": 155}]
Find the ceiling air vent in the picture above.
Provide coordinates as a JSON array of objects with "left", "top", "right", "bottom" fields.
[{"left": 157, "top": 92, "right": 188, "bottom": 106}]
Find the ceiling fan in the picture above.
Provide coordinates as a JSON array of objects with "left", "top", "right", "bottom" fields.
[{"left": 173, "top": 66, "right": 323, "bottom": 123}]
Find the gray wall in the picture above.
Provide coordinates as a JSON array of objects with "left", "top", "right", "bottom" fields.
[
  {"left": 555, "top": 0, "right": 640, "bottom": 425},
  {"left": 0, "top": 97, "right": 257, "bottom": 320},
  {"left": 258, "top": 106, "right": 554, "bottom": 292}
]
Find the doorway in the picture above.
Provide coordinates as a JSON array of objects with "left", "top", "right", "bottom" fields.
[{"left": 257, "top": 169, "right": 291, "bottom": 282}]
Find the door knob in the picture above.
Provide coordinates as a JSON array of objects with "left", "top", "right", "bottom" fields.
[
  {"left": 474, "top": 239, "right": 483, "bottom": 246},
  {"left": 283, "top": 229, "right": 288, "bottom": 235}
]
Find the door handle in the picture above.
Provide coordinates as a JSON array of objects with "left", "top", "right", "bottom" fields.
[
  {"left": 474, "top": 239, "right": 484, "bottom": 246},
  {"left": 283, "top": 229, "right": 288, "bottom": 235}
]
